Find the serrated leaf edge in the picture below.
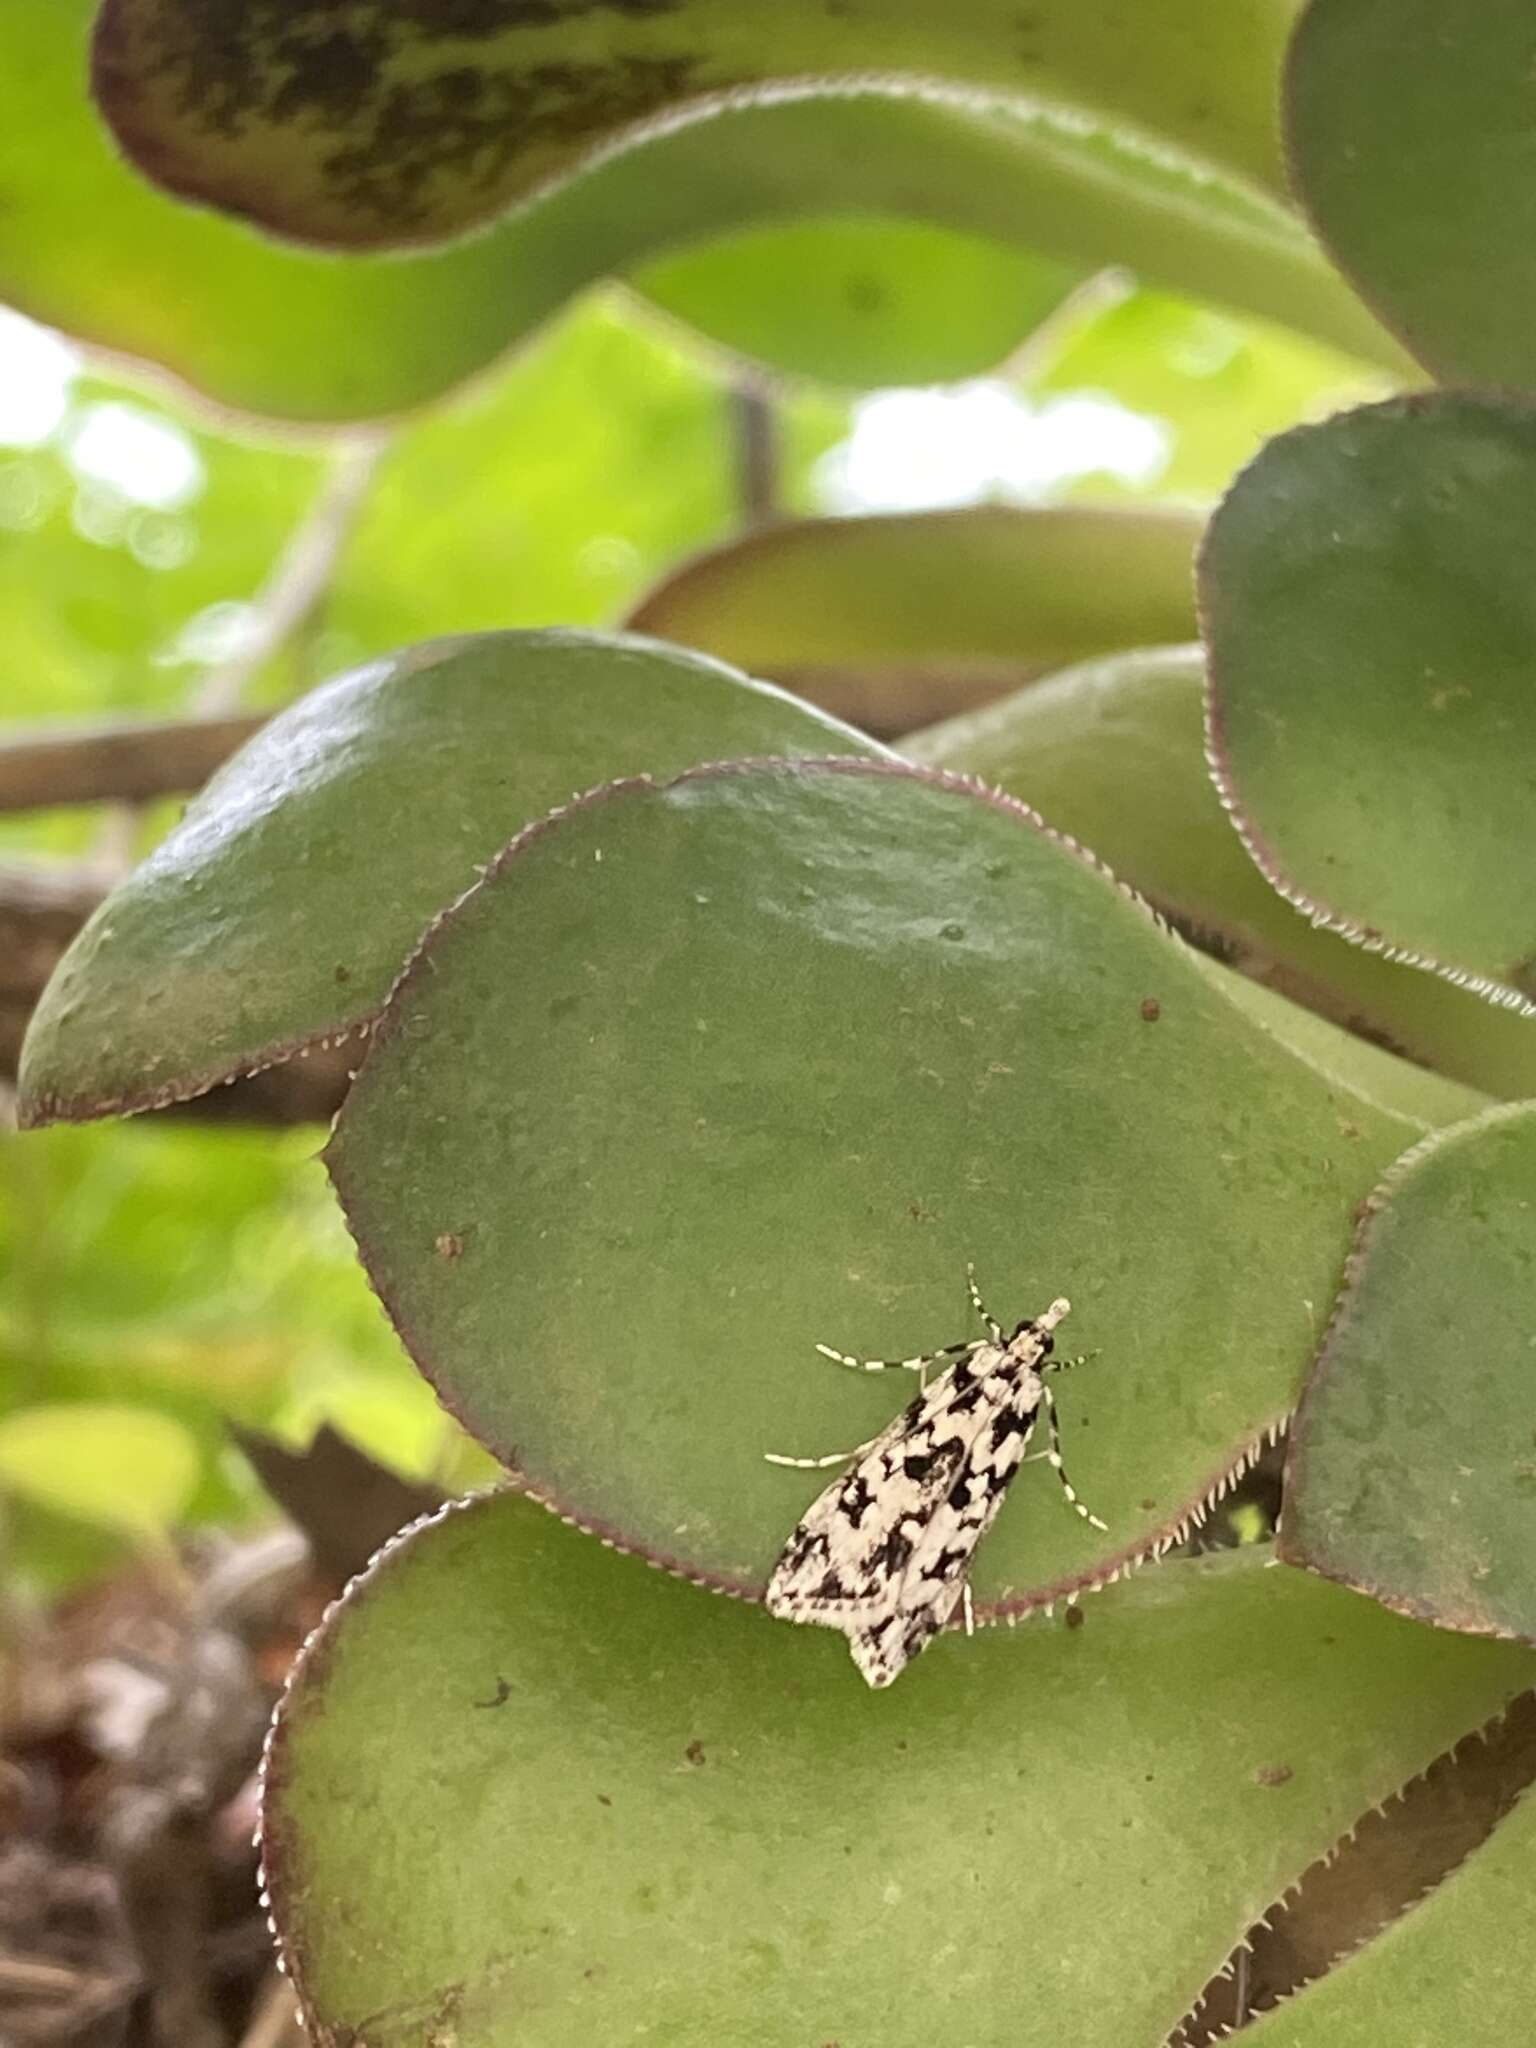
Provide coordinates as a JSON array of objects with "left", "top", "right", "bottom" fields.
[
  {"left": 1277, "top": 1094, "right": 1536, "bottom": 1643},
  {"left": 1165, "top": 1686, "right": 1536, "bottom": 2043},
  {"left": 1199, "top": 394, "right": 1536, "bottom": 1023}
]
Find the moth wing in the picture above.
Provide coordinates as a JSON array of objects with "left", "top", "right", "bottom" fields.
[
  {"left": 765, "top": 1360, "right": 1036, "bottom": 1632},
  {"left": 764, "top": 1373, "right": 976, "bottom": 1621},
  {"left": 848, "top": 1369, "right": 1041, "bottom": 1685},
  {"left": 847, "top": 1610, "right": 945, "bottom": 1689}
]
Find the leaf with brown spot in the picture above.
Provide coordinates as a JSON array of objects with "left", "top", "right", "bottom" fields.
[
  {"left": 4, "top": 4, "right": 1404, "bottom": 421},
  {"left": 92, "top": 0, "right": 1297, "bottom": 248}
]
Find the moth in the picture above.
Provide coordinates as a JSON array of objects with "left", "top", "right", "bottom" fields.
[{"left": 764, "top": 1268, "right": 1105, "bottom": 1688}]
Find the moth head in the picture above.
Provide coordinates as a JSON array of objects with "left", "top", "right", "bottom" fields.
[{"left": 1033, "top": 1296, "right": 1072, "bottom": 1340}]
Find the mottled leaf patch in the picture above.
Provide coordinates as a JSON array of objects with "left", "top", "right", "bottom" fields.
[
  {"left": 92, "top": 0, "right": 1293, "bottom": 248},
  {"left": 94, "top": 0, "right": 705, "bottom": 244}
]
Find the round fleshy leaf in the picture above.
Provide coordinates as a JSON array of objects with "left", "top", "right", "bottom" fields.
[
  {"left": 1286, "top": 0, "right": 1536, "bottom": 389},
  {"left": 1201, "top": 393, "right": 1536, "bottom": 1014},
  {"left": 93, "top": 0, "right": 1293, "bottom": 250},
  {"left": 261, "top": 1492, "right": 1536, "bottom": 2048},
  {"left": 17, "top": 631, "right": 881, "bottom": 1126},
  {"left": 628, "top": 507, "right": 1203, "bottom": 730},
  {"left": 908, "top": 647, "right": 1536, "bottom": 1101},
  {"left": 327, "top": 758, "right": 1437, "bottom": 1612},
  {"left": 1281, "top": 1102, "right": 1536, "bottom": 1643}
]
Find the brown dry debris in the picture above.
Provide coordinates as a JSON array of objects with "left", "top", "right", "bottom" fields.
[{"left": 1, "top": 1431, "right": 440, "bottom": 2045}]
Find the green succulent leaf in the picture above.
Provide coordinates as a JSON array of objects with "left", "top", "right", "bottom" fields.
[
  {"left": 1201, "top": 393, "right": 1536, "bottom": 1015},
  {"left": 1281, "top": 1102, "right": 1536, "bottom": 1644},
  {"left": 631, "top": 216, "right": 1082, "bottom": 389},
  {"left": 1286, "top": 0, "right": 1536, "bottom": 389},
  {"left": 326, "top": 757, "right": 1441, "bottom": 1608},
  {"left": 17, "top": 632, "right": 880, "bottom": 1125},
  {"left": 628, "top": 507, "right": 1204, "bottom": 729},
  {"left": 1243, "top": 1755, "right": 1536, "bottom": 2046},
  {"left": 3, "top": 4, "right": 1405, "bottom": 421},
  {"left": 907, "top": 647, "right": 1536, "bottom": 1102},
  {"left": 93, "top": 0, "right": 1295, "bottom": 249},
  {"left": 261, "top": 1492, "right": 1536, "bottom": 2048}
]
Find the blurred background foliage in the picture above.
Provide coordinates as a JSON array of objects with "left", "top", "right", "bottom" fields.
[{"left": 0, "top": 248, "right": 1388, "bottom": 1601}]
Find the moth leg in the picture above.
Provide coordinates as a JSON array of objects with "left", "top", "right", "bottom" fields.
[
  {"left": 814, "top": 1337, "right": 979, "bottom": 1376},
  {"left": 961, "top": 1581, "right": 975, "bottom": 1636},
  {"left": 1042, "top": 1348, "right": 1098, "bottom": 1378},
  {"left": 965, "top": 1261, "right": 1006, "bottom": 1344},
  {"left": 764, "top": 1433, "right": 878, "bottom": 1471},
  {"left": 1038, "top": 1382, "right": 1108, "bottom": 1532}
]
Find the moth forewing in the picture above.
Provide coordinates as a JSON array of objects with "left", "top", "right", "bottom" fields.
[
  {"left": 764, "top": 1366, "right": 1011, "bottom": 1613},
  {"left": 766, "top": 1295, "right": 1084, "bottom": 1689}
]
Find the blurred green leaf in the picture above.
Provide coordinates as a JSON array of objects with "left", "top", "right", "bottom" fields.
[
  {"left": 319, "top": 296, "right": 819, "bottom": 660},
  {"left": 0, "top": 290, "right": 847, "bottom": 842},
  {"left": 0, "top": 1400, "right": 198, "bottom": 1535},
  {"left": 0, "top": 1119, "right": 456, "bottom": 1537},
  {"left": 0, "top": 351, "right": 321, "bottom": 857},
  {"left": 3, "top": 1498, "right": 125, "bottom": 1600},
  {"left": 633, "top": 217, "right": 1080, "bottom": 387},
  {"left": 1026, "top": 283, "right": 1395, "bottom": 501},
  {"left": 0, "top": 1123, "right": 373, "bottom": 1389},
  {"left": 627, "top": 505, "right": 1202, "bottom": 729},
  {"left": 1282, "top": 1102, "right": 1536, "bottom": 1642},
  {"left": 328, "top": 759, "right": 1435, "bottom": 1610},
  {"left": 92, "top": 0, "right": 1296, "bottom": 247},
  {"left": 1287, "top": 0, "right": 1536, "bottom": 390},
  {"left": 0, "top": 6, "right": 1404, "bottom": 423},
  {"left": 1202, "top": 393, "right": 1536, "bottom": 1013},
  {"left": 262, "top": 1495, "right": 1536, "bottom": 2048},
  {"left": 19, "top": 632, "right": 883, "bottom": 1124}
]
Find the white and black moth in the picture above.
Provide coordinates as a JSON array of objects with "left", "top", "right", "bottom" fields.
[{"left": 764, "top": 1268, "right": 1105, "bottom": 1688}]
